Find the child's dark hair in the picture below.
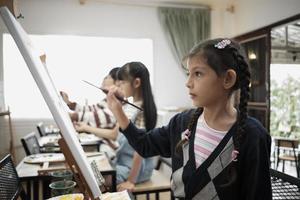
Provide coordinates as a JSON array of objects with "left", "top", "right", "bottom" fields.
[
  {"left": 176, "top": 38, "right": 251, "bottom": 156},
  {"left": 175, "top": 108, "right": 202, "bottom": 154},
  {"left": 117, "top": 62, "right": 157, "bottom": 131},
  {"left": 108, "top": 67, "right": 120, "bottom": 81}
]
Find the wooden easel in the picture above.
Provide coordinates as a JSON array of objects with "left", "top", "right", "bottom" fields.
[
  {"left": 0, "top": 107, "right": 15, "bottom": 163},
  {"left": 0, "top": 0, "right": 17, "bottom": 16},
  {"left": 58, "top": 138, "right": 101, "bottom": 200}
]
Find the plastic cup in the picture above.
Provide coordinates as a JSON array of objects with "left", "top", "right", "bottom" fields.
[
  {"left": 49, "top": 180, "right": 76, "bottom": 197},
  {"left": 50, "top": 170, "right": 73, "bottom": 181}
]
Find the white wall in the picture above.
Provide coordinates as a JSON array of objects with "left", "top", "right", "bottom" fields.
[
  {"left": 0, "top": 34, "right": 3, "bottom": 109},
  {"left": 210, "top": 0, "right": 300, "bottom": 38},
  {"left": 233, "top": 0, "right": 300, "bottom": 37},
  {"left": 210, "top": 0, "right": 236, "bottom": 38},
  {"left": 15, "top": 0, "right": 191, "bottom": 109},
  {"left": 0, "top": 0, "right": 300, "bottom": 161},
  {"left": 4, "top": 0, "right": 298, "bottom": 110},
  {"left": 0, "top": 0, "right": 191, "bottom": 161}
]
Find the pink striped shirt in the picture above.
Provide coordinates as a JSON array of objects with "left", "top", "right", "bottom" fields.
[{"left": 194, "top": 114, "right": 227, "bottom": 168}]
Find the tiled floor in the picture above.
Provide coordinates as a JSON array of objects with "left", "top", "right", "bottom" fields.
[{"left": 271, "top": 160, "right": 298, "bottom": 177}]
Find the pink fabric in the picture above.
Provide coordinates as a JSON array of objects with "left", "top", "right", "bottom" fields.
[{"left": 194, "top": 115, "right": 226, "bottom": 168}]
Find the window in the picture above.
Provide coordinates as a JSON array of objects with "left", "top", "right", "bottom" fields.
[
  {"left": 3, "top": 34, "right": 153, "bottom": 118},
  {"left": 270, "top": 64, "right": 300, "bottom": 137}
]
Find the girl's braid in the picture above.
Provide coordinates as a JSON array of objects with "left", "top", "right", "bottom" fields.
[
  {"left": 175, "top": 108, "right": 202, "bottom": 154},
  {"left": 232, "top": 49, "right": 251, "bottom": 151}
]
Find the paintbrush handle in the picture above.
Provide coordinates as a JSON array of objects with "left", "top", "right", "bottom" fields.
[
  {"left": 82, "top": 80, "right": 143, "bottom": 111},
  {"left": 100, "top": 88, "right": 143, "bottom": 111}
]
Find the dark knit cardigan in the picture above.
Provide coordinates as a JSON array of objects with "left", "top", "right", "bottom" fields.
[{"left": 121, "top": 109, "right": 272, "bottom": 200}]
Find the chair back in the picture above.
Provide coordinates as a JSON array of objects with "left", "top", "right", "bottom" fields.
[
  {"left": 155, "top": 156, "right": 172, "bottom": 170},
  {"left": 0, "top": 154, "right": 28, "bottom": 200},
  {"left": 37, "top": 122, "right": 47, "bottom": 137},
  {"left": 271, "top": 168, "right": 300, "bottom": 199},
  {"left": 21, "top": 132, "right": 40, "bottom": 155},
  {"left": 275, "top": 138, "right": 299, "bottom": 148}
]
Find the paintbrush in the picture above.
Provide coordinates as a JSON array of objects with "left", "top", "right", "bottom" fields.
[{"left": 82, "top": 80, "right": 143, "bottom": 111}]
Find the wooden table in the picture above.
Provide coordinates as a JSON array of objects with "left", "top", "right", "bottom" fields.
[
  {"left": 39, "top": 133, "right": 103, "bottom": 152},
  {"left": 17, "top": 152, "right": 116, "bottom": 200}
]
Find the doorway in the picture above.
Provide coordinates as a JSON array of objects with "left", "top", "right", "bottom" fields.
[{"left": 270, "top": 21, "right": 300, "bottom": 139}]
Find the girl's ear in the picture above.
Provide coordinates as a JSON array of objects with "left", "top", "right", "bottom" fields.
[
  {"left": 223, "top": 69, "right": 237, "bottom": 89},
  {"left": 133, "top": 78, "right": 141, "bottom": 89}
]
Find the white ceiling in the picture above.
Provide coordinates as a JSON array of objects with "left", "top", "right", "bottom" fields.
[
  {"left": 90, "top": 0, "right": 228, "bottom": 8},
  {"left": 136, "top": 0, "right": 218, "bottom": 4}
]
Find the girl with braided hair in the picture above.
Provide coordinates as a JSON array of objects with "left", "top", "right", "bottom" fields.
[{"left": 106, "top": 38, "right": 271, "bottom": 200}]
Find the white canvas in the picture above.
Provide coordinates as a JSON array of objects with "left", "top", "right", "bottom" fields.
[{"left": 0, "top": 6, "right": 102, "bottom": 199}]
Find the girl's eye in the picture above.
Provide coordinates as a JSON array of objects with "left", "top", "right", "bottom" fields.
[{"left": 195, "top": 71, "right": 202, "bottom": 77}]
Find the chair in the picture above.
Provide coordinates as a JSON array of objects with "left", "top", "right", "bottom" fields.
[
  {"left": 275, "top": 137, "right": 299, "bottom": 177},
  {"left": 155, "top": 157, "right": 171, "bottom": 170},
  {"left": 132, "top": 157, "right": 172, "bottom": 200},
  {"left": 21, "top": 132, "right": 41, "bottom": 155},
  {"left": 0, "top": 154, "right": 29, "bottom": 200},
  {"left": 37, "top": 122, "right": 47, "bottom": 137},
  {"left": 37, "top": 122, "right": 60, "bottom": 137},
  {"left": 271, "top": 168, "right": 300, "bottom": 199}
]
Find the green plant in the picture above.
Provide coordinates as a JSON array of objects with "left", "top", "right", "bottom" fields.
[{"left": 270, "top": 76, "right": 300, "bottom": 138}]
